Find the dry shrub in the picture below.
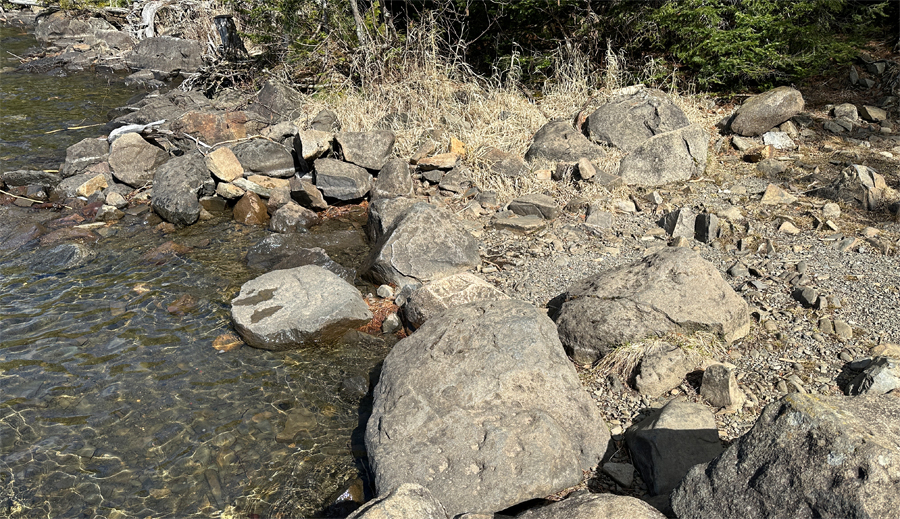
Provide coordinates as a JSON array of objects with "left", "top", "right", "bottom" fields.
[{"left": 591, "top": 331, "right": 727, "bottom": 382}]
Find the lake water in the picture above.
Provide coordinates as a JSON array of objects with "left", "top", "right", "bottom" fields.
[{"left": 1, "top": 24, "right": 383, "bottom": 518}]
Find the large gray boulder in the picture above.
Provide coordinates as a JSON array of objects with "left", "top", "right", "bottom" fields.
[
  {"left": 108, "top": 132, "right": 169, "bottom": 188},
  {"left": 554, "top": 247, "right": 750, "bottom": 364},
  {"left": 314, "top": 158, "right": 373, "bottom": 200},
  {"left": 585, "top": 89, "right": 690, "bottom": 152},
  {"left": 347, "top": 483, "right": 448, "bottom": 519},
  {"left": 729, "top": 86, "right": 805, "bottom": 137},
  {"left": 524, "top": 120, "right": 607, "bottom": 163},
  {"left": 372, "top": 158, "right": 415, "bottom": 200},
  {"left": 231, "top": 265, "right": 372, "bottom": 350},
  {"left": 626, "top": 400, "right": 723, "bottom": 497},
  {"left": 151, "top": 152, "right": 209, "bottom": 226},
  {"left": 671, "top": 393, "right": 900, "bottom": 519},
  {"left": 231, "top": 139, "right": 295, "bottom": 178},
  {"left": 336, "top": 131, "right": 395, "bottom": 170},
  {"left": 516, "top": 491, "right": 666, "bottom": 519},
  {"left": 364, "top": 202, "right": 480, "bottom": 287},
  {"left": 617, "top": 125, "right": 709, "bottom": 186},
  {"left": 404, "top": 272, "right": 509, "bottom": 329},
  {"left": 60, "top": 137, "right": 109, "bottom": 178},
  {"left": 125, "top": 36, "right": 205, "bottom": 74},
  {"left": 366, "top": 299, "right": 609, "bottom": 517}
]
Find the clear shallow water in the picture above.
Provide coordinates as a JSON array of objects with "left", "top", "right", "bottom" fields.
[
  {"left": 0, "top": 24, "right": 384, "bottom": 519},
  {"left": 0, "top": 25, "right": 137, "bottom": 172},
  {"left": 1, "top": 209, "right": 384, "bottom": 518}
]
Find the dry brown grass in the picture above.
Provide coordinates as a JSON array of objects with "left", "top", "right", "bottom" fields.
[
  {"left": 280, "top": 33, "right": 717, "bottom": 210},
  {"left": 591, "top": 331, "right": 727, "bottom": 381}
]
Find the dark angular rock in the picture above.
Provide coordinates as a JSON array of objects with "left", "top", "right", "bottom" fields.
[
  {"left": 371, "top": 158, "right": 414, "bottom": 200},
  {"left": 695, "top": 213, "right": 719, "bottom": 243},
  {"left": 310, "top": 109, "right": 341, "bottom": 132},
  {"left": 151, "top": 152, "right": 209, "bottom": 226},
  {"left": 289, "top": 176, "right": 328, "bottom": 210},
  {"left": 314, "top": 158, "right": 373, "bottom": 200},
  {"left": 232, "top": 139, "right": 295, "bottom": 178},
  {"left": 366, "top": 196, "right": 418, "bottom": 243},
  {"left": 626, "top": 400, "right": 724, "bottom": 496},
  {"left": 659, "top": 207, "right": 697, "bottom": 239},
  {"left": 250, "top": 80, "right": 304, "bottom": 123},
  {"left": 671, "top": 393, "right": 900, "bottom": 519},
  {"left": 793, "top": 286, "right": 819, "bottom": 308},
  {"left": 848, "top": 356, "right": 900, "bottom": 395}
]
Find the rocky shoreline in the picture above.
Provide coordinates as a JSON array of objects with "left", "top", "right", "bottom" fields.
[{"left": 2, "top": 7, "right": 900, "bottom": 518}]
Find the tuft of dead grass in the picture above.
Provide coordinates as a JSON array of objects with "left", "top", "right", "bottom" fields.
[{"left": 592, "top": 331, "right": 727, "bottom": 382}]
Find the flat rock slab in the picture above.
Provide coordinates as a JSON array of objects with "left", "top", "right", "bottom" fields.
[
  {"left": 126, "top": 36, "right": 204, "bottom": 74},
  {"left": 232, "top": 139, "right": 295, "bottom": 178},
  {"left": 672, "top": 393, "right": 900, "bottom": 519},
  {"left": 617, "top": 124, "right": 709, "bottom": 186},
  {"left": 366, "top": 299, "right": 609, "bottom": 517},
  {"left": 555, "top": 247, "right": 750, "bottom": 364},
  {"left": 231, "top": 265, "right": 372, "bottom": 350},
  {"left": 404, "top": 272, "right": 509, "bottom": 329},
  {"left": 517, "top": 491, "right": 666, "bottom": 519},
  {"left": 508, "top": 193, "right": 560, "bottom": 220},
  {"left": 729, "top": 86, "right": 805, "bottom": 137}
]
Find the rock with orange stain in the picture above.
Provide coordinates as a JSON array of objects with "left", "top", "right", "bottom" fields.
[
  {"left": 141, "top": 240, "right": 192, "bottom": 265},
  {"left": 233, "top": 192, "right": 269, "bottom": 226},
  {"left": 167, "top": 294, "right": 199, "bottom": 316},
  {"left": 212, "top": 333, "right": 244, "bottom": 352}
]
